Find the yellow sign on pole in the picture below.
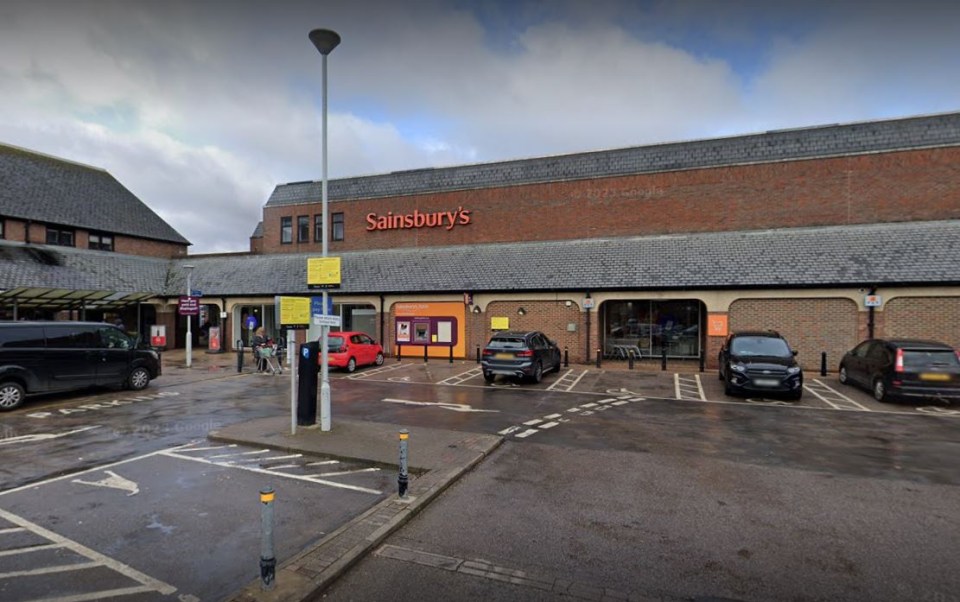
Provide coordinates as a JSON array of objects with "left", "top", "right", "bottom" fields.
[
  {"left": 307, "top": 257, "right": 341, "bottom": 289},
  {"left": 278, "top": 296, "right": 311, "bottom": 327}
]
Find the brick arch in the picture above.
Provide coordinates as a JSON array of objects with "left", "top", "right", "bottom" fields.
[
  {"left": 884, "top": 297, "right": 960, "bottom": 348},
  {"left": 729, "top": 298, "right": 858, "bottom": 370}
]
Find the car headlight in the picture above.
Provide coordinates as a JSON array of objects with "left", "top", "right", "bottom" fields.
[
  {"left": 730, "top": 363, "right": 746, "bottom": 373},
  {"left": 787, "top": 366, "right": 801, "bottom": 375}
]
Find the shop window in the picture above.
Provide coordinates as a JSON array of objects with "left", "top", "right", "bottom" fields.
[
  {"left": 280, "top": 217, "right": 292, "bottom": 244},
  {"left": 314, "top": 214, "right": 323, "bottom": 242},
  {"left": 46, "top": 226, "right": 75, "bottom": 247},
  {"left": 89, "top": 232, "right": 114, "bottom": 251},
  {"left": 297, "top": 215, "right": 310, "bottom": 242},
  {"left": 332, "top": 212, "right": 344, "bottom": 241}
]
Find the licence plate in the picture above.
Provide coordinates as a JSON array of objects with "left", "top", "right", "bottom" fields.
[
  {"left": 920, "top": 373, "right": 950, "bottom": 381},
  {"left": 753, "top": 378, "right": 779, "bottom": 387},
  {"left": 495, "top": 353, "right": 513, "bottom": 359}
]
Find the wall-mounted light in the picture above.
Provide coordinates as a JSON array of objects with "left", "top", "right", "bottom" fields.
[
  {"left": 565, "top": 300, "right": 572, "bottom": 307},
  {"left": 517, "top": 307, "right": 526, "bottom": 316},
  {"left": 472, "top": 305, "right": 482, "bottom": 314}
]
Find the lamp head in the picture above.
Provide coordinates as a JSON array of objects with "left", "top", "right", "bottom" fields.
[{"left": 309, "top": 29, "right": 341, "bottom": 55}]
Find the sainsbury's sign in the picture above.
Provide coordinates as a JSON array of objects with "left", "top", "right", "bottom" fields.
[{"left": 366, "top": 207, "right": 472, "bottom": 232}]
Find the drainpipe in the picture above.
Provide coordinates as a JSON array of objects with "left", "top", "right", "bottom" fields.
[
  {"left": 867, "top": 286, "right": 877, "bottom": 339},
  {"left": 584, "top": 292, "right": 591, "bottom": 363},
  {"left": 379, "top": 294, "right": 386, "bottom": 354}
]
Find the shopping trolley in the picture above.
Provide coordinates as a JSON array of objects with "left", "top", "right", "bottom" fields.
[{"left": 259, "top": 343, "right": 283, "bottom": 375}]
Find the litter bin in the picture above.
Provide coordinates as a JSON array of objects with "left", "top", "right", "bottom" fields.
[{"left": 297, "top": 341, "right": 320, "bottom": 425}]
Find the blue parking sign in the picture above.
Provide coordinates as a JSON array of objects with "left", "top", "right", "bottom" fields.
[{"left": 311, "top": 296, "right": 334, "bottom": 316}]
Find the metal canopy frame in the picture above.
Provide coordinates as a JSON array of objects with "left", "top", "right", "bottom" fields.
[{"left": 0, "top": 287, "right": 157, "bottom": 312}]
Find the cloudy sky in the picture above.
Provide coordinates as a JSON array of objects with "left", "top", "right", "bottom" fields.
[{"left": 1, "top": 0, "right": 958, "bottom": 254}]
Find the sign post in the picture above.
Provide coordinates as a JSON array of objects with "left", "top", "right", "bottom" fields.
[{"left": 307, "top": 257, "right": 341, "bottom": 432}]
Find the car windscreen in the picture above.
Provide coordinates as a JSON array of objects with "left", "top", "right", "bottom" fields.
[
  {"left": 903, "top": 349, "right": 960, "bottom": 370},
  {"left": 486, "top": 337, "right": 527, "bottom": 350},
  {"left": 730, "top": 336, "right": 792, "bottom": 357}
]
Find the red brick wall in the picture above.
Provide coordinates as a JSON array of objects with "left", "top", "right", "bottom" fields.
[
  {"left": 884, "top": 297, "right": 960, "bottom": 348},
  {"left": 259, "top": 147, "right": 960, "bottom": 254},
  {"left": 480, "top": 301, "right": 585, "bottom": 361},
  {"left": 729, "top": 298, "right": 859, "bottom": 371},
  {"left": 4, "top": 217, "right": 186, "bottom": 258}
]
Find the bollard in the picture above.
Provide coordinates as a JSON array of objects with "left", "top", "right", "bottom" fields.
[
  {"left": 260, "top": 487, "right": 276, "bottom": 590},
  {"left": 397, "top": 343, "right": 402, "bottom": 362},
  {"left": 596, "top": 348, "right": 602, "bottom": 369},
  {"left": 476, "top": 346, "right": 481, "bottom": 364},
  {"left": 564, "top": 346, "right": 569, "bottom": 368},
  {"left": 398, "top": 429, "right": 409, "bottom": 498},
  {"left": 821, "top": 351, "right": 827, "bottom": 377},
  {"left": 661, "top": 347, "right": 667, "bottom": 371},
  {"left": 423, "top": 345, "right": 428, "bottom": 363},
  {"left": 628, "top": 350, "right": 635, "bottom": 370},
  {"left": 699, "top": 350, "right": 705, "bottom": 373},
  {"left": 236, "top": 340, "right": 244, "bottom": 373},
  {"left": 449, "top": 345, "right": 454, "bottom": 364}
]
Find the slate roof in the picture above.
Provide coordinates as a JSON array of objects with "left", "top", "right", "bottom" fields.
[
  {"left": 6, "top": 220, "right": 956, "bottom": 307},
  {"left": 267, "top": 111, "right": 960, "bottom": 206},
  {"left": 0, "top": 143, "right": 191, "bottom": 245}
]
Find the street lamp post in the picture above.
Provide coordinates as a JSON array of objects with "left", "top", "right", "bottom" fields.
[
  {"left": 183, "top": 264, "right": 195, "bottom": 368},
  {"left": 310, "top": 28, "right": 340, "bottom": 432}
]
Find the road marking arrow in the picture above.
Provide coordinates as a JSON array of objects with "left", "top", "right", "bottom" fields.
[
  {"left": 72, "top": 470, "right": 140, "bottom": 496},
  {"left": 0, "top": 425, "right": 100, "bottom": 446},
  {"left": 382, "top": 398, "right": 499, "bottom": 413}
]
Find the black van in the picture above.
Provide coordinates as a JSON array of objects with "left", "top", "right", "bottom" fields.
[{"left": 0, "top": 321, "right": 162, "bottom": 411}]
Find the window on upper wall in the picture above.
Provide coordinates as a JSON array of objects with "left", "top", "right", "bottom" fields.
[
  {"left": 88, "top": 232, "right": 114, "bottom": 251},
  {"left": 314, "top": 214, "right": 322, "bottom": 242},
  {"left": 297, "top": 215, "right": 310, "bottom": 242},
  {"left": 281, "top": 217, "right": 292, "bottom": 244},
  {"left": 46, "top": 226, "right": 75, "bottom": 247},
  {"left": 332, "top": 212, "right": 344, "bottom": 241}
]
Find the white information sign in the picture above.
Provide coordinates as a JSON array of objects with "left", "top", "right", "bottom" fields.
[{"left": 313, "top": 314, "right": 343, "bottom": 327}]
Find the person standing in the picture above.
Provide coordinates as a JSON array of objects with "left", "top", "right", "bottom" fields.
[{"left": 252, "top": 327, "right": 267, "bottom": 373}]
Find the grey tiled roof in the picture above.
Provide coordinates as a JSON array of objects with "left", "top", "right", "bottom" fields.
[
  {"left": 0, "top": 143, "right": 191, "bottom": 245},
  {"left": 3, "top": 220, "right": 959, "bottom": 301},
  {"left": 267, "top": 112, "right": 960, "bottom": 206},
  {"left": 0, "top": 241, "right": 170, "bottom": 293},
  {"left": 251, "top": 221, "right": 263, "bottom": 238}
]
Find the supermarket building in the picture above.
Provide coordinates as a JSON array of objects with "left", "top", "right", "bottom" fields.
[{"left": 2, "top": 111, "right": 960, "bottom": 369}]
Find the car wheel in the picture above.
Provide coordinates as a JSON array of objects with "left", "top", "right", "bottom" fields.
[
  {"left": 483, "top": 372, "right": 495, "bottom": 384},
  {"left": 531, "top": 362, "right": 543, "bottom": 384},
  {"left": 375, "top": 352, "right": 384, "bottom": 366},
  {"left": 346, "top": 357, "right": 357, "bottom": 373},
  {"left": 127, "top": 367, "right": 151, "bottom": 391},
  {"left": 0, "top": 381, "right": 25, "bottom": 411},
  {"left": 873, "top": 378, "right": 888, "bottom": 402},
  {"left": 838, "top": 365, "right": 849, "bottom": 385}
]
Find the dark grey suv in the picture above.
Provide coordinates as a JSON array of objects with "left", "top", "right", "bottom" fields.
[
  {"left": 719, "top": 330, "right": 803, "bottom": 400},
  {"left": 481, "top": 331, "right": 562, "bottom": 384}
]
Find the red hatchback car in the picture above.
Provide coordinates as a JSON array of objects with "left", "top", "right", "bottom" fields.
[{"left": 320, "top": 331, "right": 385, "bottom": 373}]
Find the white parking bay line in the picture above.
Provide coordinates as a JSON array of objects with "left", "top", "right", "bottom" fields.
[
  {"left": 539, "top": 422, "right": 560, "bottom": 429},
  {"left": 160, "top": 450, "right": 381, "bottom": 494},
  {"left": 0, "top": 507, "right": 176, "bottom": 595},
  {"left": 810, "top": 379, "right": 871, "bottom": 411},
  {"left": 514, "top": 429, "right": 540, "bottom": 438}
]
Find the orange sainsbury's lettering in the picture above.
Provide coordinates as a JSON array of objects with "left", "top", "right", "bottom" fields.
[{"left": 365, "top": 207, "right": 472, "bottom": 232}]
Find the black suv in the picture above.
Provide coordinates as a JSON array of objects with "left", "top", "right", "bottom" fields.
[
  {"left": 719, "top": 331, "right": 803, "bottom": 400},
  {"left": 481, "top": 331, "right": 562, "bottom": 384},
  {"left": 839, "top": 339, "right": 960, "bottom": 403}
]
